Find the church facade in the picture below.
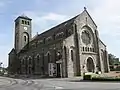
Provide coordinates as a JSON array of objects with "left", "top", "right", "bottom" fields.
[{"left": 8, "top": 8, "right": 110, "bottom": 78}]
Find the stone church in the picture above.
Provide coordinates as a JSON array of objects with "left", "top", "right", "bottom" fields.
[{"left": 8, "top": 8, "right": 110, "bottom": 78}]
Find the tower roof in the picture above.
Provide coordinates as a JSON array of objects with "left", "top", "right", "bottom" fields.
[{"left": 15, "top": 14, "right": 32, "bottom": 22}]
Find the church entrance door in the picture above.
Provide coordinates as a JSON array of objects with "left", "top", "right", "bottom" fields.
[{"left": 86, "top": 57, "right": 95, "bottom": 72}]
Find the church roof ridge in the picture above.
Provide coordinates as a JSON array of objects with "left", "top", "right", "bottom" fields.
[
  {"left": 99, "top": 39, "right": 106, "bottom": 47},
  {"left": 36, "top": 15, "right": 79, "bottom": 38},
  {"left": 26, "top": 14, "right": 79, "bottom": 45}
]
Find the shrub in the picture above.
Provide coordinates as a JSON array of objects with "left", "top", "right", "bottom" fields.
[
  {"left": 92, "top": 77, "right": 120, "bottom": 81},
  {"left": 83, "top": 75, "right": 92, "bottom": 80}
]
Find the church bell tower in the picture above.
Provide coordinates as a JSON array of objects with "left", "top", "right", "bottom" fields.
[{"left": 14, "top": 15, "right": 32, "bottom": 53}]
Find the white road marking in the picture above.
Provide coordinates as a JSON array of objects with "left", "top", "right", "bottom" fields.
[{"left": 55, "top": 86, "right": 64, "bottom": 89}]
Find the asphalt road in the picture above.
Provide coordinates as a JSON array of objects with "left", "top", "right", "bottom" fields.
[{"left": 0, "top": 76, "right": 120, "bottom": 90}]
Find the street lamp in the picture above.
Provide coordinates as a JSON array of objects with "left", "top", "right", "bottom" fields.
[{"left": 0, "top": 62, "right": 3, "bottom": 74}]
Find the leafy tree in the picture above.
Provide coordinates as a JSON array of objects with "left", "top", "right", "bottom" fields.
[{"left": 108, "top": 54, "right": 119, "bottom": 65}]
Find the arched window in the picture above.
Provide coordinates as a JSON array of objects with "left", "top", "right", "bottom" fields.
[
  {"left": 83, "top": 47, "right": 84, "bottom": 51},
  {"left": 85, "top": 47, "right": 87, "bottom": 51},
  {"left": 22, "top": 20, "right": 24, "bottom": 24},
  {"left": 29, "top": 57, "right": 32, "bottom": 64},
  {"left": 64, "top": 46, "right": 68, "bottom": 77},
  {"left": 23, "top": 32, "right": 29, "bottom": 44},
  {"left": 88, "top": 47, "right": 89, "bottom": 52},
  {"left": 48, "top": 53, "right": 50, "bottom": 63},
  {"left": 71, "top": 50, "right": 74, "bottom": 61},
  {"left": 25, "top": 21, "right": 27, "bottom": 24},
  {"left": 22, "top": 59, "right": 25, "bottom": 64},
  {"left": 90, "top": 48, "right": 92, "bottom": 52},
  {"left": 27, "top": 21, "right": 30, "bottom": 25},
  {"left": 36, "top": 55, "right": 40, "bottom": 63},
  {"left": 81, "top": 26, "right": 92, "bottom": 45},
  {"left": 24, "top": 36, "right": 27, "bottom": 42},
  {"left": 93, "top": 48, "right": 94, "bottom": 52}
]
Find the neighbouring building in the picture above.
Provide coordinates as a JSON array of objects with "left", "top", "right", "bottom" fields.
[{"left": 8, "top": 7, "right": 110, "bottom": 78}]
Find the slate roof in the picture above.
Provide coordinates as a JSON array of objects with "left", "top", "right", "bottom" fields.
[
  {"left": 19, "top": 8, "right": 99, "bottom": 52},
  {"left": 33, "top": 8, "right": 97, "bottom": 41},
  {"left": 15, "top": 15, "right": 32, "bottom": 22},
  {"left": 29, "top": 15, "right": 79, "bottom": 44},
  {"left": 37, "top": 15, "right": 78, "bottom": 40}
]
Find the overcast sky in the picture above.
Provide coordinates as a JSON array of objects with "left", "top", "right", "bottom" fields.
[{"left": 0, "top": 0, "right": 120, "bottom": 67}]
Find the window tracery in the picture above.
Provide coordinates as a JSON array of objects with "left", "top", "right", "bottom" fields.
[{"left": 81, "top": 30, "right": 91, "bottom": 45}]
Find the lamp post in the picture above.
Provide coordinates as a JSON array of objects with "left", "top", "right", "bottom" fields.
[{"left": 0, "top": 62, "right": 3, "bottom": 74}]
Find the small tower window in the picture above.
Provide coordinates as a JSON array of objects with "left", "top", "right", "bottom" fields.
[
  {"left": 27, "top": 21, "right": 30, "bottom": 25},
  {"left": 25, "top": 21, "right": 27, "bottom": 24},
  {"left": 22, "top": 20, "right": 24, "bottom": 24}
]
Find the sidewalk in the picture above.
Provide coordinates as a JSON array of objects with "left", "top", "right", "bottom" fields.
[{"left": 48, "top": 76, "right": 83, "bottom": 82}]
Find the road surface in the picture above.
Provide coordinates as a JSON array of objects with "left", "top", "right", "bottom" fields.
[{"left": 0, "top": 76, "right": 119, "bottom": 90}]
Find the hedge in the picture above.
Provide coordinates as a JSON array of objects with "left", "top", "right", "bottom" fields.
[
  {"left": 83, "top": 74, "right": 120, "bottom": 81},
  {"left": 92, "top": 77, "right": 120, "bottom": 81}
]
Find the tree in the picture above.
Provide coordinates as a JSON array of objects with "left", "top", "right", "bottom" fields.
[
  {"left": 108, "top": 54, "right": 115, "bottom": 65},
  {"left": 108, "top": 53, "right": 119, "bottom": 65}
]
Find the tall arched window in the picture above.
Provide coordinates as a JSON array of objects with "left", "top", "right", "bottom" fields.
[
  {"left": 29, "top": 57, "right": 32, "bottom": 64},
  {"left": 71, "top": 50, "right": 74, "bottom": 61},
  {"left": 48, "top": 53, "right": 50, "bottom": 63},
  {"left": 83, "top": 47, "right": 84, "bottom": 51},
  {"left": 64, "top": 46, "right": 68, "bottom": 77},
  {"left": 22, "top": 59, "right": 25, "bottom": 64},
  {"left": 23, "top": 32, "right": 29, "bottom": 45},
  {"left": 24, "top": 36, "right": 27, "bottom": 42},
  {"left": 37, "top": 55, "right": 40, "bottom": 63}
]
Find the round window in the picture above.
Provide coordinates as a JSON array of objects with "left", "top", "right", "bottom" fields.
[{"left": 81, "top": 30, "right": 91, "bottom": 45}]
